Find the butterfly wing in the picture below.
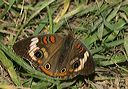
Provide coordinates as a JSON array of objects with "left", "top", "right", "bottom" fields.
[
  {"left": 13, "top": 33, "right": 95, "bottom": 79},
  {"left": 13, "top": 34, "right": 68, "bottom": 76},
  {"left": 49, "top": 34, "right": 95, "bottom": 79}
]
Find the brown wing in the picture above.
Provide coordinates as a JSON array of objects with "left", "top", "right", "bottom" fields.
[
  {"left": 13, "top": 36, "right": 35, "bottom": 60},
  {"left": 68, "top": 39, "right": 95, "bottom": 76},
  {"left": 13, "top": 33, "right": 94, "bottom": 79},
  {"left": 13, "top": 34, "right": 69, "bottom": 77},
  {"left": 39, "top": 33, "right": 95, "bottom": 79},
  {"left": 37, "top": 33, "right": 75, "bottom": 77},
  {"left": 13, "top": 34, "right": 64, "bottom": 66},
  {"left": 47, "top": 34, "right": 95, "bottom": 78}
]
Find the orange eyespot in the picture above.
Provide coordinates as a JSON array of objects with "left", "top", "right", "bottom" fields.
[
  {"left": 44, "top": 63, "right": 51, "bottom": 70},
  {"left": 43, "top": 36, "right": 48, "bottom": 45},
  {"left": 49, "top": 35, "right": 56, "bottom": 43}
]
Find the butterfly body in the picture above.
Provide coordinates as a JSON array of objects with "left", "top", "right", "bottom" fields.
[{"left": 13, "top": 33, "right": 94, "bottom": 79}]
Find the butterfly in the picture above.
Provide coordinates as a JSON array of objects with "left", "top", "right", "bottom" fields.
[{"left": 13, "top": 33, "right": 95, "bottom": 79}]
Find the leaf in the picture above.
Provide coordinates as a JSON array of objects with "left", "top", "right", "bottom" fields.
[
  {"left": 13, "top": 0, "right": 55, "bottom": 44},
  {"left": 105, "top": 39, "right": 124, "bottom": 48},
  {"left": 0, "top": 0, "right": 15, "bottom": 18},
  {"left": 106, "top": 4, "right": 121, "bottom": 22},
  {"left": 0, "top": 0, "right": 4, "bottom": 6},
  {"left": 97, "top": 23, "right": 104, "bottom": 40},
  {"left": 84, "top": 34, "right": 98, "bottom": 47},
  {"left": 105, "top": 0, "right": 122, "bottom": 5},
  {"left": 0, "top": 49, "right": 21, "bottom": 86},
  {"left": 124, "top": 36, "right": 128, "bottom": 56},
  {"left": 54, "top": 0, "right": 70, "bottom": 23},
  {"left": 98, "top": 55, "right": 126, "bottom": 66}
]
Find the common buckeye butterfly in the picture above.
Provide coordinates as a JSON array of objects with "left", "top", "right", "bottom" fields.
[{"left": 13, "top": 33, "right": 95, "bottom": 79}]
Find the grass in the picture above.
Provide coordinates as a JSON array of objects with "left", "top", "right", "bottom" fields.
[{"left": 0, "top": 0, "right": 128, "bottom": 88}]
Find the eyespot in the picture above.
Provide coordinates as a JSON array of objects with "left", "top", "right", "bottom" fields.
[
  {"left": 61, "top": 68, "right": 66, "bottom": 73},
  {"left": 44, "top": 63, "right": 51, "bottom": 70},
  {"left": 34, "top": 50, "right": 43, "bottom": 58},
  {"left": 72, "top": 60, "right": 80, "bottom": 69}
]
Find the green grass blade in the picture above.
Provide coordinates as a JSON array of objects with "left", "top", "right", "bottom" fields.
[
  {"left": 98, "top": 55, "right": 126, "bottom": 66},
  {"left": 47, "top": 6, "right": 53, "bottom": 34},
  {"left": 0, "top": 0, "right": 15, "bottom": 18},
  {"left": 0, "top": 49, "right": 21, "bottom": 86},
  {"left": 106, "top": 4, "right": 121, "bottom": 22},
  {"left": 13, "top": 0, "right": 55, "bottom": 44},
  {"left": 124, "top": 36, "right": 128, "bottom": 56}
]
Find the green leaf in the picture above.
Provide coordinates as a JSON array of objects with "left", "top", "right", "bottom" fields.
[
  {"left": 106, "top": 4, "right": 121, "bottom": 22},
  {"left": 98, "top": 55, "right": 126, "bottom": 66},
  {"left": 0, "top": 0, "right": 15, "bottom": 18},
  {"left": 0, "top": 0, "right": 4, "bottom": 6},
  {"left": 13, "top": 0, "right": 55, "bottom": 44},
  {"left": 97, "top": 23, "right": 104, "bottom": 40},
  {"left": 105, "top": 0, "right": 122, "bottom": 5},
  {"left": 0, "top": 50, "right": 21, "bottom": 86},
  {"left": 31, "top": 81, "right": 52, "bottom": 89},
  {"left": 105, "top": 39, "right": 124, "bottom": 48},
  {"left": 33, "top": 17, "right": 48, "bottom": 36},
  {"left": 120, "top": 6, "right": 128, "bottom": 16},
  {"left": 104, "top": 19, "right": 126, "bottom": 42},
  {"left": 83, "top": 34, "right": 98, "bottom": 47},
  {"left": 124, "top": 36, "right": 128, "bottom": 56}
]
